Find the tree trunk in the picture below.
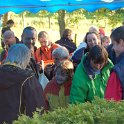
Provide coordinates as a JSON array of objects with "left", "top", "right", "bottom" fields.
[
  {"left": 2, "top": 13, "right": 9, "bottom": 26},
  {"left": 58, "top": 10, "right": 66, "bottom": 37},
  {"left": 22, "top": 12, "right": 26, "bottom": 28},
  {"left": 48, "top": 16, "right": 51, "bottom": 29}
]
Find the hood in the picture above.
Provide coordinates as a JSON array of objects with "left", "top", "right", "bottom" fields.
[
  {"left": 0, "top": 65, "right": 33, "bottom": 89},
  {"left": 80, "top": 53, "right": 97, "bottom": 79}
]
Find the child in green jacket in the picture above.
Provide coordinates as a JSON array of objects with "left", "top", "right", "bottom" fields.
[{"left": 70, "top": 45, "right": 113, "bottom": 104}]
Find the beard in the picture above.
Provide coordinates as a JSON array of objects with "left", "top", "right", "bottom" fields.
[{"left": 55, "top": 76, "right": 67, "bottom": 85}]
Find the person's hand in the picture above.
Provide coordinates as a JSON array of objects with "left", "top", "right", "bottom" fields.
[
  {"left": 37, "top": 62, "right": 43, "bottom": 73},
  {"left": 44, "top": 64, "right": 53, "bottom": 73},
  {"left": 44, "top": 64, "right": 53, "bottom": 77}
]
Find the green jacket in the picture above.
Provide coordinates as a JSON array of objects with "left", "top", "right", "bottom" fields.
[{"left": 70, "top": 54, "right": 113, "bottom": 104}]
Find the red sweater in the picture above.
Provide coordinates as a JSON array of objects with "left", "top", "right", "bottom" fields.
[{"left": 44, "top": 78, "right": 72, "bottom": 110}]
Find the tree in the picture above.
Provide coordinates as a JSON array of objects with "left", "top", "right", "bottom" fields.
[
  {"left": 83, "top": 8, "right": 124, "bottom": 28},
  {"left": 108, "top": 8, "right": 124, "bottom": 27},
  {"left": 2, "top": 13, "right": 10, "bottom": 26},
  {"left": 66, "top": 9, "right": 85, "bottom": 29},
  {"left": 58, "top": 10, "right": 66, "bottom": 37},
  {"left": 2, "top": 12, "right": 15, "bottom": 27}
]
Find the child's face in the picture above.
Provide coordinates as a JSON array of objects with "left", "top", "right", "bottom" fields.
[
  {"left": 90, "top": 59, "right": 105, "bottom": 71},
  {"left": 55, "top": 68, "right": 68, "bottom": 85},
  {"left": 112, "top": 38, "right": 124, "bottom": 57},
  {"left": 103, "top": 38, "right": 110, "bottom": 47}
]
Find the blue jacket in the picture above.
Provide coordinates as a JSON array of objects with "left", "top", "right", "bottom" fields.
[
  {"left": 72, "top": 47, "right": 89, "bottom": 64},
  {"left": 107, "top": 44, "right": 117, "bottom": 64}
]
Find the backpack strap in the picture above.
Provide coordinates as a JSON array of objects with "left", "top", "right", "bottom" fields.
[
  {"left": 51, "top": 44, "right": 53, "bottom": 60},
  {"left": 40, "top": 46, "right": 53, "bottom": 60}
]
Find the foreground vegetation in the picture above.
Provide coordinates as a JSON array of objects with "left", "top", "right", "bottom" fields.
[{"left": 13, "top": 97, "right": 124, "bottom": 124}]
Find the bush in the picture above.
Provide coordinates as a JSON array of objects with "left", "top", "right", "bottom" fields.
[{"left": 13, "top": 97, "right": 124, "bottom": 124}]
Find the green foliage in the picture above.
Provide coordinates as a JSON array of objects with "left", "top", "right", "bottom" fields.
[
  {"left": 83, "top": 8, "right": 124, "bottom": 28},
  {"left": 108, "top": 8, "right": 124, "bottom": 27},
  {"left": 66, "top": 9, "right": 85, "bottom": 28},
  {"left": 17, "top": 8, "right": 124, "bottom": 32},
  {"left": 13, "top": 97, "right": 124, "bottom": 124},
  {"left": 19, "top": 10, "right": 57, "bottom": 19}
]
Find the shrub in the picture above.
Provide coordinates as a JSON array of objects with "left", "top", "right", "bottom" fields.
[{"left": 13, "top": 97, "right": 124, "bottom": 124}]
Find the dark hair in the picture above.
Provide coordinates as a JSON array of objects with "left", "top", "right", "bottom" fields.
[
  {"left": 22, "top": 26, "right": 36, "bottom": 35},
  {"left": 62, "top": 29, "right": 72, "bottom": 38},
  {"left": 84, "top": 31, "right": 100, "bottom": 44},
  {"left": 110, "top": 26, "right": 124, "bottom": 43},
  {"left": 83, "top": 32, "right": 100, "bottom": 53},
  {"left": 6, "top": 19, "right": 14, "bottom": 25},
  {"left": 88, "top": 45, "right": 108, "bottom": 65}
]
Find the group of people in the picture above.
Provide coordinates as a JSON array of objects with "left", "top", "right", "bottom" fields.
[{"left": 0, "top": 19, "right": 124, "bottom": 123}]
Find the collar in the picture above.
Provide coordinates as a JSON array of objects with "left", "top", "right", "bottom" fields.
[
  {"left": 41, "top": 44, "right": 52, "bottom": 52},
  {"left": 3, "top": 62, "right": 20, "bottom": 68},
  {"left": 116, "top": 52, "right": 124, "bottom": 64},
  {"left": 83, "top": 56, "right": 100, "bottom": 79}
]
